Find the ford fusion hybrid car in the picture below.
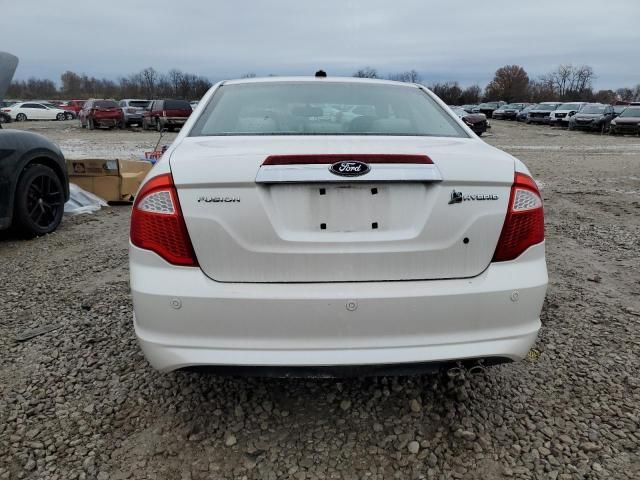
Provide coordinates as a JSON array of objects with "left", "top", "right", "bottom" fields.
[{"left": 129, "top": 77, "right": 548, "bottom": 375}]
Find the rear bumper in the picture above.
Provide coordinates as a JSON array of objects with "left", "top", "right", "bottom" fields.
[
  {"left": 160, "top": 117, "right": 187, "bottom": 126},
  {"left": 93, "top": 117, "right": 120, "bottom": 126},
  {"left": 130, "top": 243, "right": 547, "bottom": 372}
]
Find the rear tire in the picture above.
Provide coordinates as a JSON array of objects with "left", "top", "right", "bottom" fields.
[
  {"left": 16, "top": 113, "right": 27, "bottom": 122},
  {"left": 13, "top": 164, "right": 65, "bottom": 237}
]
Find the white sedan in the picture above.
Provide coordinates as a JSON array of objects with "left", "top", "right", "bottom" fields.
[
  {"left": 129, "top": 77, "right": 548, "bottom": 375},
  {"left": 3, "top": 102, "right": 69, "bottom": 121}
]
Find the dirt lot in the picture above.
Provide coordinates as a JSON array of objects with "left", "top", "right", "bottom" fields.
[{"left": 1, "top": 120, "right": 639, "bottom": 480}]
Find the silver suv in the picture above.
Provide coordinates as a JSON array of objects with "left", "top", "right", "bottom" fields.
[{"left": 118, "top": 99, "right": 151, "bottom": 127}]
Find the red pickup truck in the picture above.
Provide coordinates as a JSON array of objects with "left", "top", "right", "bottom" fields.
[{"left": 58, "top": 99, "right": 85, "bottom": 118}]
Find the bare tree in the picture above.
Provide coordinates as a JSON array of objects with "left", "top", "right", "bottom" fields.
[
  {"left": 459, "top": 85, "right": 482, "bottom": 105},
  {"left": 353, "top": 67, "right": 379, "bottom": 79},
  {"left": 429, "top": 82, "right": 463, "bottom": 105},
  {"left": 141, "top": 67, "right": 158, "bottom": 98},
  {"left": 388, "top": 70, "right": 421, "bottom": 83}
]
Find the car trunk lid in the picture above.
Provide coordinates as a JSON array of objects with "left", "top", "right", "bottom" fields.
[{"left": 170, "top": 136, "right": 514, "bottom": 283}]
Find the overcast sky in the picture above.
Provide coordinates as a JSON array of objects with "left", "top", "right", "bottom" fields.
[{"left": 3, "top": 0, "right": 638, "bottom": 89}]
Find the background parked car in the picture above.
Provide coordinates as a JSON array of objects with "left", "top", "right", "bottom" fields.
[
  {"left": 472, "top": 101, "right": 505, "bottom": 118},
  {"left": 2, "top": 102, "right": 69, "bottom": 121},
  {"left": 57, "top": 100, "right": 85, "bottom": 119},
  {"left": 119, "top": 99, "right": 151, "bottom": 127},
  {"left": 609, "top": 106, "right": 640, "bottom": 135},
  {"left": 142, "top": 99, "right": 192, "bottom": 132},
  {"left": 568, "top": 103, "right": 615, "bottom": 132},
  {"left": 526, "top": 102, "right": 562, "bottom": 124},
  {"left": 516, "top": 104, "right": 537, "bottom": 122},
  {"left": 492, "top": 103, "right": 528, "bottom": 120},
  {"left": 548, "top": 102, "right": 587, "bottom": 127},
  {"left": 449, "top": 106, "right": 490, "bottom": 136},
  {"left": 79, "top": 99, "right": 124, "bottom": 130},
  {"left": 460, "top": 104, "right": 477, "bottom": 114},
  {"left": 0, "top": 100, "right": 12, "bottom": 124}
]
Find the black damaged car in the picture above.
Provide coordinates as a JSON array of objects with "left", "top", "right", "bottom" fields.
[
  {"left": 1, "top": 51, "right": 69, "bottom": 236},
  {"left": 568, "top": 103, "right": 615, "bottom": 133}
]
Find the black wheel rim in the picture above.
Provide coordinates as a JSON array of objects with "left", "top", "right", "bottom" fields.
[{"left": 26, "top": 174, "right": 62, "bottom": 229}]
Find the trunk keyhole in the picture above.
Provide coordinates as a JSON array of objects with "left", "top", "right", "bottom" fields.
[
  {"left": 372, "top": 222, "right": 378, "bottom": 229},
  {"left": 320, "top": 223, "right": 327, "bottom": 230},
  {"left": 371, "top": 188, "right": 378, "bottom": 195},
  {"left": 319, "top": 188, "right": 326, "bottom": 195},
  {"left": 463, "top": 237, "right": 469, "bottom": 244}
]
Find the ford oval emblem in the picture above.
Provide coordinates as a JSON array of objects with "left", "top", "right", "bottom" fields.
[{"left": 329, "top": 161, "right": 371, "bottom": 177}]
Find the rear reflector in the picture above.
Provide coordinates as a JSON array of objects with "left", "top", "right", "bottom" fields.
[
  {"left": 492, "top": 172, "right": 544, "bottom": 262},
  {"left": 263, "top": 154, "right": 433, "bottom": 165},
  {"left": 130, "top": 173, "right": 198, "bottom": 267}
]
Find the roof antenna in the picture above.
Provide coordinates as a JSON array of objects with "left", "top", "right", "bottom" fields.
[{"left": 315, "top": 70, "right": 327, "bottom": 78}]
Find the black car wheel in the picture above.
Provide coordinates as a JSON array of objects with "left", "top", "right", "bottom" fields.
[
  {"left": 16, "top": 113, "right": 27, "bottom": 122},
  {"left": 14, "top": 164, "right": 64, "bottom": 236}
]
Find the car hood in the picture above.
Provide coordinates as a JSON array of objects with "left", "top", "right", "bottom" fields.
[
  {"left": 574, "top": 114, "right": 603, "bottom": 120},
  {"left": 614, "top": 116, "right": 640, "bottom": 124},
  {"left": 0, "top": 52, "right": 19, "bottom": 100}
]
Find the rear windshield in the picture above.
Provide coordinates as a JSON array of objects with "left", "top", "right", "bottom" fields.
[
  {"left": 189, "top": 82, "right": 468, "bottom": 137},
  {"left": 129, "top": 100, "right": 150, "bottom": 108},
  {"left": 164, "top": 100, "right": 191, "bottom": 110},
  {"left": 94, "top": 100, "right": 118, "bottom": 108}
]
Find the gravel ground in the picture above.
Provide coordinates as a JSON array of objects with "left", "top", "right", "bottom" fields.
[{"left": 1, "top": 120, "right": 639, "bottom": 480}]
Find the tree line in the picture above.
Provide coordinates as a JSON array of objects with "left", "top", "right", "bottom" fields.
[
  {"left": 7, "top": 67, "right": 212, "bottom": 101},
  {"left": 6, "top": 64, "right": 640, "bottom": 105},
  {"left": 353, "top": 64, "right": 640, "bottom": 105}
]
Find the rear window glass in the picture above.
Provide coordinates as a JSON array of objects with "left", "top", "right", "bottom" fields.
[
  {"left": 129, "top": 100, "right": 150, "bottom": 108},
  {"left": 164, "top": 100, "right": 191, "bottom": 110},
  {"left": 94, "top": 100, "right": 118, "bottom": 108},
  {"left": 189, "top": 82, "right": 468, "bottom": 137}
]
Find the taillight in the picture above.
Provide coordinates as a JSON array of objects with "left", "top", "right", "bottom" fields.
[
  {"left": 130, "top": 173, "right": 198, "bottom": 267},
  {"left": 492, "top": 172, "right": 544, "bottom": 262}
]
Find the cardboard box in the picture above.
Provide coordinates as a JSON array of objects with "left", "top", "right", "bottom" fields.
[{"left": 67, "top": 159, "right": 153, "bottom": 203}]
